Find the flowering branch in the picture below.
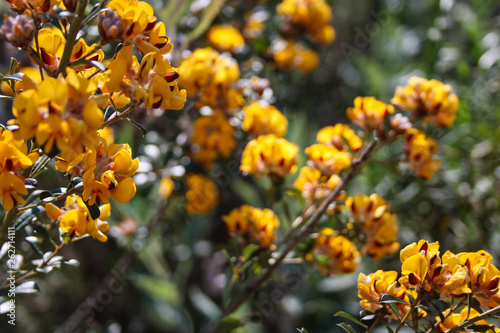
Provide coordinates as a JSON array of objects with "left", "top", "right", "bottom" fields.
[{"left": 444, "top": 305, "right": 500, "bottom": 333}]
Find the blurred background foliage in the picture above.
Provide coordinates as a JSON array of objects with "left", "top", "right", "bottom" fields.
[{"left": 1, "top": 0, "right": 500, "bottom": 332}]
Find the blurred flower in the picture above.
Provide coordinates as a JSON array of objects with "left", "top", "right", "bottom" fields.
[
  {"left": 185, "top": 174, "right": 218, "bottom": 215},
  {"left": 6, "top": 0, "right": 61, "bottom": 14},
  {"left": 316, "top": 124, "right": 363, "bottom": 152},
  {"left": 191, "top": 111, "right": 235, "bottom": 169},
  {"left": 242, "top": 101, "right": 288, "bottom": 137},
  {"left": 0, "top": 67, "right": 42, "bottom": 97},
  {"left": 293, "top": 166, "right": 341, "bottom": 203},
  {"left": 46, "top": 195, "right": 111, "bottom": 242},
  {"left": 271, "top": 39, "right": 319, "bottom": 73},
  {"left": 310, "top": 228, "right": 360, "bottom": 275},
  {"left": 346, "top": 96, "right": 394, "bottom": 131},
  {"left": 392, "top": 77, "right": 459, "bottom": 128},
  {"left": 243, "top": 11, "right": 267, "bottom": 40},
  {"left": 403, "top": 128, "right": 441, "bottom": 180},
  {"left": 158, "top": 177, "right": 174, "bottom": 199},
  {"left": 206, "top": 25, "right": 245, "bottom": 53},
  {"left": 240, "top": 134, "right": 298, "bottom": 178},
  {"left": 437, "top": 307, "right": 498, "bottom": 332},
  {"left": 305, "top": 143, "right": 351, "bottom": 175},
  {"left": 222, "top": 205, "right": 280, "bottom": 248}
]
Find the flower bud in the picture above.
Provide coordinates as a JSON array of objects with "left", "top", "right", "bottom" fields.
[
  {"left": 98, "top": 9, "right": 123, "bottom": 44},
  {"left": 63, "top": 0, "right": 78, "bottom": 13},
  {"left": 1, "top": 14, "right": 35, "bottom": 49}
]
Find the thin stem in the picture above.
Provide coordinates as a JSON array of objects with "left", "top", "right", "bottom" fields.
[
  {"left": 202, "top": 137, "right": 379, "bottom": 333},
  {"left": 101, "top": 102, "right": 138, "bottom": 128},
  {"left": 394, "top": 293, "right": 424, "bottom": 333},
  {"left": 57, "top": 0, "right": 88, "bottom": 76},
  {"left": 17, "top": 186, "right": 83, "bottom": 213},
  {"left": 426, "top": 297, "right": 466, "bottom": 333},
  {"left": 367, "top": 313, "right": 384, "bottom": 333},
  {"left": 29, "top": 155, "right": 51, "bottom": 178}
]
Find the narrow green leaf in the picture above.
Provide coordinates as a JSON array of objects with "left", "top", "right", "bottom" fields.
[
  {"left": 25, "top": 236, "right": 44, "bottom": 257},
  {"left": 213, "top": 317, "right": 244, "bottom": 333},
  {"left": 242, "top": 243, "right": 260, "bottom": 261},
  {"left": 297, "top": 328, "right": 309, "bottom": 333},
  {"left": 387, "top": 302, "right": 402, "bottom": 320},
  {"left": 381, "top": 294, "right": 410, "bottom": 305},
  {"left": 38, "top": 13, "right": 63, "bottom": 31},
  {"left": 84, "top": 200, "right": 101, "bottom": 220},
  {"left": 0, "top": 95, "right": 14, "bottom": 100},
  {"left": 335, "top": 311, "right": 368, "bottom": 328},
  {"left": 337, "top": 323, "right": 357, "bottom": 333}
]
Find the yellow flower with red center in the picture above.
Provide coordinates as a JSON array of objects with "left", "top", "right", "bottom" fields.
[
  {"left": 459, "top": 250, "right": 500, "bottom": 309},
  {"left": 179, "top": 47, "right": 243, "bottom": 111},
  {"left": 271, "top": 39, "right": 320, "bottom": 73},
  {"left": 345, "top": 193, "right": 390, "bottom": 222},
  {"left": 358, "top": 270, "right": 427, "bottom": 321},
  {"left": 317, "top": 124, "right": 363, "bottom": 152},
  {"left": 310, "top": 228, "right": 360, "bottom": 275},
  {"left": 45, "top": 195, "right": 111, "bottom": 242},
  {"left": 102, "top": 0, "right": 172, "bottom": 54},
  {"left": 78, "top": 136, "right": 138, "bottom": 206},
  {"left": 240, "top": 134, "right": 299, "bottom": 178},
  {"left": 404, "top": 128, "right": 441, "bottom": 180},
  {"left": 346, "top": 96, "right": 395, "bottom": 131},
  {"left": 191, "top": 111, "right": 235, "bottom": 169},
  {"left": 277, "top": 0, "right": 336, "bottom": 44},
  {"left": 6, "top": 0, "right": 60, "bottom": 14},
  {"left": 392, "top": 77, "right": 459, "bottom": 128},
  {"left": 206, "top": 25, "right": 245, "bottom": 53},
  {"left": 293, "top": 166, "right": 341, "bottom": 203},
  {"left": 222, "top": 205, "right": 280, "bottom": 248},
  {"left": 105, "top": 46, "right": 186, "bottom": 110},
  {"left": 305, "top": 143, "right": 351, "bottom": 175},
  {"left": 0, "top": 129, "right": 39, "bottom": 210},
  {"left": 185, "top": 174, "right": 219, "bottom": 215},
  {"left": 242, "top": 101, "right": 288, "bottom": 138},
  {"left": 436, "top": 307, "right": 499, "bottom": 332}
]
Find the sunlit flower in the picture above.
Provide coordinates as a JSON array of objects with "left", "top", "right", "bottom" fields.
[
  {"left": 0, "top": 67, "right": 42, "bottom": 97},
  {"left": 185, "top": 174, "right": 218, "bottom": 215},
  {"left": 222, "top": 205, "right": 280, "bottom": 248},
  {"left": 310, "top": 228, "right": 360, "bottom": 275},
  {"left": 346, "top": 96, "right": 394, "bottom": 131},
  {"left": 437, "top": 307, "right": 498, "bottom": 332},
  {"left": 305, "top": 143, "right": 351, "bottom": 175},
  {"left": 271, "top": 39, "right": 319, "bottom": 73},
  {"left": 240, "top": 134, "right": 298, "bottom": 178},
  {"left": 293, "top": 166, "right": 341, "bottom": 203},
  {"left": 404, "top": 128, "right": 441, "bottom": 180},
  {"left": 317, "top": 124, "right": 363, "bottom": 152},
  {"left": 242, "top": 101, "right": 288, "bottom": 138},
  {"left": 206, "top": 25, "right": 245, "bottom": 53},
  {"left": 392, "top": 77, "right": 459, "bottom": 128}
]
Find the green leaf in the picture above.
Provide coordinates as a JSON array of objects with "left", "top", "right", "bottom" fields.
[
  {"left": 297, "top": 328, "right": 309, "bottom": 333},
  {"left": 387, "top": 302, "right": 402, "bottom": 320},
  {"left": 63, "top": 259, "right": 80, "bottom": 269},
  {"left": 25, "top": 236, "right": 43, "bottom": 257},
  {"left": 9, "top": 57, "right": 20, "bottom": 74},
  {"left": 0, "top": 73, "right": 24, "bottom": 81},
  {"left": 39, "top": 191, "right": 56, "bottom": 203},
  {"left": 213, "top": 317, "right": 244, "bottom": 333},
  {"left": 89, "top": 60, "right": 107, "bottom": 72},
  {"left": 38, "top": 13, "right": 63, "bottom": 31},
  {"left": 381, "top": 294, "right": 410, "bottom": 305},
  {"left": 337, "top": 323, "right": 358, "bottom": 333},
  {"left": 464, "top": 325, "right": 496, "bottom": 332},
  {"left": 84, "top": 200, "right": 101, "bottom": 220},
  {"left": 128, "top": 118, "right": 147, "bottom": 136},
  {"left": 335, "top": 311, "right": 368, "bottom": 328},
  {"left": 242, "top": 243, "right": 260, "bottom": 261},
  {"left": 0, "top": 95, "right": 14, "bottom": 100}
]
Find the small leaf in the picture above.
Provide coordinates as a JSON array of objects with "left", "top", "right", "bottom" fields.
[
  {"left": 128, "top": 118, "right": 147, "bottom": 136},
  {"left": 57, "top": 10, "right": 78, "bottom": 17},
  {"left": 63, "top": 259, "right": 80, "bottom": 269},
  {"left": 104, "top": 105, "right": 116, "bottom": 121},
  {"left": 84, "top": 200, "right": 101, "bottom": 220},
  {"left": 16, "top": 281, "right": 40, "bottom": 294},
  {"left": 360, "top": 314, "right": 376, "bottom": 321},
  {"left": 381, "top": 294, "right": 410, "bottom": 305},
  {"left": 89, "top": 60, "right": 107, "bottom": 72},
  {"left": 0, "top": 73, "right": 24, "bottom": 81},
  {"left": 0, "top": 95, "right": 14, "bottom": 100},
  {"left": 9, "top": 57, "right": 20, "bottom": 74},
  {"left": 337, "top": 323, "right": 357, "bottom": 333},
  {"left": 464, "top": 325, "right": 496, "bottom": 332},
  {"left": 297, "top": 328, "right": 309, "bottom": 333},
  {"left": 213, "top": 317, "right": 244, "bottom": 333},
  {"left": 387, "top": 302, "right": 402, "bottom": 320},
  {"left": 39, "top": 191, "right": 56, "bottom": 203},
  {"left": 25, "top": 236, "right": 43, "bottom": 257},
  {"left": 335, "top": 311, "right": 368, "bottom": 328},
  {"left": 38, "top": 13, "right": 63, "bottom": 31},
  {"left": 242, "top": 244, "right": 260, "bottom": 261}
]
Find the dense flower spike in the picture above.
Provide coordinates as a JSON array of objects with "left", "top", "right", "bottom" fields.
[
  {"left": 179, "top": 48, "right": 243, "bottom": 111},
  {"left": 191, "top": 111, "right": 236, "bottom": 169},
  {"left": 277, "top": 0, "right": 336, "bottom": 44},
  {"left": 317, "top": 124, "right": 363, "bottom": 152},
  {"left": 0, "top": 129, "right": 39, "bottom": 210},
  {"left": 104, "top": 46, "right": 186, "bottom": 110},
  {"left": 241, "top": 101, "right": 288, "bottom": 137},
  {"left": 345, "top": 194, "right": 400, "bottom": 260},
  {"left": 271, "top": 39, "right": 319, "bottom": 73},
  {"left": 305, "top": 143, "right": 351, "bottom": 175},
  {"left": 358, "top": 270, "right": 426, "bottom": 321},
  {"left": 404, "top": 128, "right": 441, "bottom": 180},
  {"left": 310, "top": 228, "right": 360, "bottom": 275},
  {"left": 240, "top": 134, "right": 299, "bottom": 178},
  {"left": 185, "top": 174, "right": 219, "bottom": 215},
  {"left": 45, "top": 195, "right": 110, "bottom": 242},
  {"left": 392, "top": 77, "right": 459, "bottom": 128},
  {"left": 293, "top": 166, "right": 341, "bottom": 203},
  {"left": 223, "top": 205, "right": 280, "bottom": 248},
  {"left": 206, "top": 25, "right": 245, "bottom": 53},
  {"left": 346, "top": 96, "right": 395, "bottom": 131}
]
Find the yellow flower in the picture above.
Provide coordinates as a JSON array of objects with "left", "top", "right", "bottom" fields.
[
  {"left": 317, "top": 124, "right": 363, "bottom": 152},
  {"left": 191, "top": 111, "right": 235, "bottom": 169},
  {"left": 206, "top": 25, "right": 245, "bottom": 53},
  {"left": 179, "top": 47, "right": 243, "bottom": 111},
  {"left": 392, "top": 77, "right": 459, "bottom": 128},
  {"left": 242, "top": 101, "right": 288, "bottom": 137},
  {"left": 47, "top": 195, "right": 111, "bottom": 242},
  {"left": 311, "top": 228, "right": 360, "bottom": 275},
  {"left": 305, "top": 143, "right": 351, "bottom": 175},
  {"left": 437, "top": 307, "right": 498, "bottom": 332},
  {"left": 277, "top": 0, "right": 336, "bottom": 44},
  {"left": 345, "top": 193, "right": 390, "bottom": 222},
  {"left": 404, "top": 128, "right": 441, "bottom": 180},
  {"left": 459, "top": 250, "right": 500, "bottom": 309},
  {"left": 293, "top": 166, "right": 341, "bottom": 203},
  {"left": 346, "top": 96, "right": 395, "bottom": 131},
  {"left": 240, "top": 134, "right": 298, "bottom": 178},
  {"left": 0, "top": 171, "right": 28, "bottom": 211},
  {"left": 1, "top": 67, "right": 41, "bottom": 97},
  {"left": 222, "top": 205, "right": 280, "bottom": 248},
  {"left": 185, "top": 174, "right": 218, "bottom": 215},
  {"left": 158, "top": 177, "right": 174, "bottom": 199},
  {"left": 271, "top": 39, "right": 319, "bottom": 73}
]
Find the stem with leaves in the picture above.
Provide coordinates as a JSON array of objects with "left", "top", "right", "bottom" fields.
[{"left": 394, "top": 293, "right": 424, "bottom": 333}]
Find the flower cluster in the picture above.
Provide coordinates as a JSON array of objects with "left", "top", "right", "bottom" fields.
[
  {"left": 345, "top": 193, "right": 400, "bottom": 260},
  {"left": 309, "top": 228, "right": 360, "bottom": 275},
  {"left": 185, "top": 174, "right": 219, "bottom": 215},
  {"left": 271, "top": 39, "right": 319, "bottom": 73},
  {"left": 206, "top": 25, "right": 245, "bottom": 53},
  {"left": 403, "top": 129, "right": 441, "bottom": 180},
  {"left": 241, "top": 101, "right": 288, "bottom": 138},
  {"left": 222, "top": 205, "right": 280, "bottom": 248},
  {"left": 293, "top": 166, "right": 341, "bottom": 204},
  {"left": 346, "top": 96, "right": 395, "bottom": 132},
  {"left": 179, "top": 47, "right": 243, "bottom": 112}
]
